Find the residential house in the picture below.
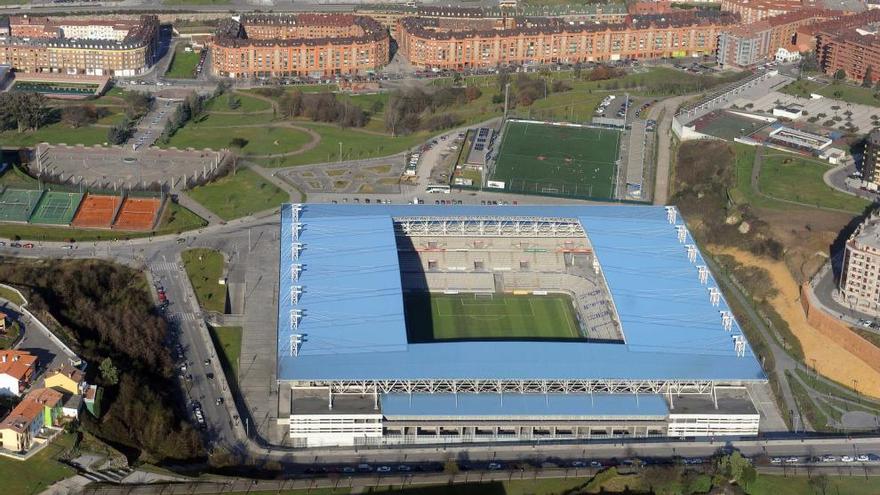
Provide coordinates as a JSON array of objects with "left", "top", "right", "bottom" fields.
[
  {"left": 0, "top": 387, "right": 62, "bottom": 452},
  {"left": 0, "top": 350, "right": 37, "bottom": 397},
  {"left": 44, "top": 364, "right": 86, "bottom": 396}
]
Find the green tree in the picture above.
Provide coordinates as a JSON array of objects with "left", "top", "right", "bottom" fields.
[
  {"left": 443, "top": 459, "right": 459, "bottom": 474},
  {"left": 808, "top": 473, "right": 829, "bottom": 495},
  {"left": 833, "top": 69, "right": 847, "bottom": 81},
  {"left": 864, "top": 66, "right": 875, "bottom": 88},
  {"left": 100, "top": 357, "right": 119, "bottom": 385}
]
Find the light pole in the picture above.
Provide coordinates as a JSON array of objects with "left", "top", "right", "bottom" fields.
[{"left": 338, "top": 141, "right": 343, "bottom": 163}]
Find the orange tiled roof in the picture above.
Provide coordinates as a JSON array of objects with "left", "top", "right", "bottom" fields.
[
  {"left": 0, "top": 350, "right": 37, "bottom": 381},
  {"left": 46, "top": 364, "right": 85, "bottom": 385},
  {"left": 0, "top": 388, "right": 61, "bottom": 434}
]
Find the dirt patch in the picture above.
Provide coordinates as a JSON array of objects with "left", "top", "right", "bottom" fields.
[
  {"left": 307, "top": 181, "right": 323, "bottom": 190},
  {"left": 358, "top": 184, "right": 375, "bottom": 193},
  {"left": 365, "top": 164, "right": 392, "bottom": 174},
  {"left": 713, "top": 246, "right": 880, "bottom": 398},
  {"left": 326, "top": 169, "right": 347, "bottom": 177},
  {"left": 332, "top": 180, "right": 349, "bottom": 190}
]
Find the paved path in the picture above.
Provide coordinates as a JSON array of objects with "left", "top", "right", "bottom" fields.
[
  {"left": 649, "top": 95, "right": 689, "bottom": 205},
  {"left": 249, "top": 164, "right": 305, "bottom": 203},
  {"left": 823, "top": 161, "right": 880, "bottom": 202},
  {"left": 175, "top": 192, "right": 223, "bottom": 226}
]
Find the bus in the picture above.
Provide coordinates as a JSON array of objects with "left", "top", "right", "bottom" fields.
[{"left": 426, "top": 184, "right": 451, "bottom": 194}]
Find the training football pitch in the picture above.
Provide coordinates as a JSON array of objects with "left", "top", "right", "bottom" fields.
[
  {"left": 490, "top": 121, "right": 621, "bottom": 200},
  {"left": 404, "top": 292, "right": 582, "bottom": 342}
]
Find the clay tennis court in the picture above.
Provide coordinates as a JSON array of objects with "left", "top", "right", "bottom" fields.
[
  {"left": 71, "top": 194, "right": 121, "bottom": 228},
  {"left": 112, "top": 197, "right": 161, "bottom": 231}
]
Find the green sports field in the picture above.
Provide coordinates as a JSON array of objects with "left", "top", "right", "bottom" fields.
[
  {"left": 0, "top": 188, "right": 42, "bottom": 222},
  {"left": 491, "top": 121, "right": 621, "bottom": 200},
  {"left": 404, "top": 292, "right": 582, "bottom": 342},
  {"left": 29, "top": 191, "right": 83, "bottom": 225}
]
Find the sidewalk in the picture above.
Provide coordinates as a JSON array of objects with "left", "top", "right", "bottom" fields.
[
  {"left": 809, "top": 259, "right": 879, "bottom": 329},
  {"left": 176, "top": 192, "right": 223, "bottom": 226}
]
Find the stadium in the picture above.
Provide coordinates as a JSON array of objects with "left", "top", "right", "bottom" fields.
[{"left": 277, "top": 204, "right": 767, "bottom": 448}]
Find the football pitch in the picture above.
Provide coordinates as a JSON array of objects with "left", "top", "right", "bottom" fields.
[
  {"left": 404, "top": 292, "right": 582, "bottom": 342},
  {"left": 490, "top": 121, "right": 621, "bottom": 200}
]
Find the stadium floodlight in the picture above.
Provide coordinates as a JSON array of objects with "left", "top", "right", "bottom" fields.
[
  {"left": 697, "top": 265, "right": 709, "bottom": 285},
  {"left": 292, "top": 222, "right": 302, "bottom": 241},
  {"left": 291, "top": 204, "right": 303, "bottom": 222},
  {"left": 685, "top": 244, "right": 697, "bottom": 263},
  {"left": 720, "top": 310, "right": 733, "bottom": 331},
  {"left": 291, "top": 263, "right": 302, "bottom": 281},
  {"left": 665, "top": 206, "right": 677, "bottom": 225},
  {"left": 291, "top": 242, "right": 303, "bottom": 259},
  {"left": 676, "top": 225, "right": 687, "bottom": 244},
  {"left": 290, "top": 333, "right": 304, "bottom": 357},
  {"left": 290, "top": 309, "right": 303, "bottom": 331},
  {"left": 708, "top": 287, "right": 721, "bottom": 307},
  {"left": 291, "top": 285, "right": 302, "bottom": 304},
  {"left": 733, "top": 335, "right": 746, "bottom": 357}
]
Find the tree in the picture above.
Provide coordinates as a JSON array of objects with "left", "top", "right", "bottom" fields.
[
  {"left": 100, "top": 357, "right": 119, "bottom": 385},
  {"left": 464, "top": 85, "right": 482, "bottom": 101},
  {"left": 278, "top": 90, "right": 303, "bottom": 118},
  {"left": 496, "top": 67, "right": 510, "bottom": 92},
  {"left": 864, "top": 66, "right": 875, "bottom": 88},
  {"left": 834, "top": 69, "right": 847, "bottom": 81},
  {"left": 61, "top": 105, "right": 97, "bottom": 128},
  {"left": 227, "top": 95, "right": 241, "bottom": 110},
  {"left": 229, "top": 137, "right": 248, "bottom": 149},
  {"left": 3, "top": 93, "right": 49, "bottom": 132},
  {"left": 452, "top": 71, "right": 463, "bottom": 86}
]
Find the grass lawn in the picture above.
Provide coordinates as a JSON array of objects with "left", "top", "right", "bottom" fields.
[
  {"left": 0, "top": 202, "right": 205, "bottom": 242},
  {"left": 0, "top": 432, "right": 76, "bottom": 495},
  {"left": 0, "top": 285, "right": 26, "bottom": 306},
  {"left": 0, "top": 320, "right": 20, "bottom": 348},
  {"left": 187, "top": 111, "right": 277, "bottom": 127},
  {"left": 492, "top": 121, "right": 620, "bottom": 199},
  {"left": 187, "top": 168, "right": 289, "bottom": 220},
  {"left": 404, "top": 293, "right": 581, "bottom": 342},
  {"left": 165, "top": 45, "right": 201, "bottom": 79},
  {"left": 209, "top": 325, "right": 241, "bottom": 379},
  {"left": 746, "top": 474, "right": 880, "bottom": 495},
  {"left": 781, "top": 79, "right": 880, "bottom": 107},
  {"left": 759, "top": 152, "right": 870, "bottom": 213},
  {"left": 0, "top": 122, "right": 108, "bottom": 147},
  {"left": 166, "top": 124, "right": 310, "bottom": 155},
  {"left": 181, "top": 248, "right": 226, "bottom": 313},
  {"left": 205, "top": 92, "right": 272, "bottom": 113},
  {"left": 0, "top": 165, "right": 39, "bottom": 189},
  {"left": 256, "top": 124, "right": 424, "bottom": 167}
]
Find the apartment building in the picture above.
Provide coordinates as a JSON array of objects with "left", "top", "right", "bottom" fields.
[
  {"left": 717, "top": 9, "right": 835, "bottom": 68},
  {"left": 0, "top": 15, "right": 159, "bottom": 77},
  {"left": 211, "top": 14, "right": 390, "bottom": 78},
  {"left": 812, "top": 10, "right": 880, "bottom": 83},
  {"left": 397, "top": 11, "right": 739, "bottom": 70},
  {"left": 721, "top": 0, "right": 820, "bottom": 23},
  {"left": 840, "top": 208, "right": 880, "bottom": 316},
  {"left": 0, "top": 388, "right": 62, "bottom": 453}
]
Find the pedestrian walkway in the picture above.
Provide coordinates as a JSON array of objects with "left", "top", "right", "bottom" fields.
[{"left": 176, "top": 192, "right": 222, "bottom": 225}]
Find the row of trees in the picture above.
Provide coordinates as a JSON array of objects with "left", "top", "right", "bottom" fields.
[
  {"left": 0, "top": 259, "right": 204, "bottom": 462},
  {"left": 278, "top": 91, "right": 367, "bottom": 128},
  {"left": 161, "top": 92, "right": 204, "bottom": 142},
  {"left": 0, "top": 92, "right": 49, "bottom": 133},
  {"left": 384, "top": 86, "right": 481, "bottom": 136}
]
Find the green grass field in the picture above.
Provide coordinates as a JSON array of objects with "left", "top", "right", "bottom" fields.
[
  {"left": 165, "top": 45, "right": 201, "bottom": 79},
  {"left": 166, "top": 124, "right": 310, "bottom": 154},
  {"left": 404, "top": 293, "right": 581, "bottom": 343},
  {"left": 187, "top": 168, "right": 289, "bottom": 220},
  {"left": 759, "top": 152, "right": 870, "bottom": 213},
  {"left": 181, "top": 248, "right": 226, "bottom": 313},
  {"left": 0, "top": 432, "right": 76, "bottom": 495},
  {"left": 0, "top": 165, "right": 39, "bottom": 189},
  {"left": 209, "top": 325, "right": 241, "bottom": 379},
  {"left": 780, "top": 79, "right": 879, "bottom": 107},
  {"left": 491, "top": 121, "right": 620, "bottom": 200},
  {"left": 204, "top": 92, "right": 272, "bottom": 113}
]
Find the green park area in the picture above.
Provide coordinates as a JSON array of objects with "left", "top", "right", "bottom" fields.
[
  {"left": 181, "top": 248, "right": 226, "bottom": 313},
  {"left": 209, "top": 325, "right": 241, "bottom": 380},
  {"left": 167, "top": 123, "right": 310, "bottom": 154},
  {"left": 204, "top": 92, "right": 272, "bottom": 113},
  {"left": 758, "top": 152, "right": 870, "bottom": 213},
  {"left": 0, "top": 202, "right": 205, "bottom": 242},
  {"left": 0, "top": 122, "right": 109, "bottom": 147},
  {"left": 0, "top": 164, "right": 39, "bottom": 189},
  {"left": 165, "top": 45, "right": 202, "bottom": 79},
  {"left": 404, "top": 293, "right": 581, "bottom": 343},
  {"left": 780, "top": 79, "right": 879, "bottom": 106},
  {"left": 0, "top": 284, "right": 26, "bottom": 307},
  {"left": 187, "top": 168, "right": 288, "bottom": 220},
  {"left": 0, "top": 433, "right": 76, "bottom": 495}
]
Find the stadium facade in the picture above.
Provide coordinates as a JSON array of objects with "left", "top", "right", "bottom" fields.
[{"left": 277, "top": 204, "right": 766, "bottom": 448}]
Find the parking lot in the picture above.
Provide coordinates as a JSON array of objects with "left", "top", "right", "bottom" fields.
[{"left": 129, "top": 98, "right": 179, "bottom": 150}]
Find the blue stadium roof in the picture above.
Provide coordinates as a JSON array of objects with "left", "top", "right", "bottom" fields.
[
  {"left": 278, "top": 204, "right": 765, "bottom": 382},
  {"left": 381, "top": 393, "right": 668, "bottom": 418}
]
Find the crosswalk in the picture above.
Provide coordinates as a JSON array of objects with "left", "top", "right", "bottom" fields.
[
  {"left": 151, "top": 261, "right": 180, "bottom": 272},
  {"left": 168, "top": 312, "right": 200, "bottom": 322}
]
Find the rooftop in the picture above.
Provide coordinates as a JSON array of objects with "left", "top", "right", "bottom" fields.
[
  {"left": 0, "top": 387, "right": 61, "bottom": 433},
  {"left": 278, "top": 204, "right": 765, "bottom": 383},
  {"left": 0, "top": 350, "right": 37, "bottom": 381}
]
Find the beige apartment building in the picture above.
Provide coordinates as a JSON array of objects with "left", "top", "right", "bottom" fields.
[{"left": 840, "top": 209, "right": 880, "bottom": 316}]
